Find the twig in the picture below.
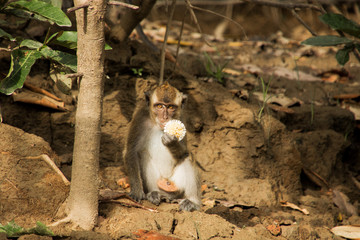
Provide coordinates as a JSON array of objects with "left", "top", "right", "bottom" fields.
[
  {"left": 172, "top": 10, "right": 187, "bottom": 73},
  {"left": 102, "top": 199, "right": 158, "bottom": 212},
  {"left": 108, "top": 0, "right": 139, "bottom": 9},
  {"left": 290, "top": 9, "right": 317, "bottom": 36},
  {"left": 244, "top": 0, "right": 325, "bottom": 13},
  {"left": 159, "top": 0, "right": 177, "bottom": 85},
  {"left": 186, "top": 3, "right": 247, "bottom": 40},
  {"left": 66, "top": 73, "right": 83, "bottom": 79},
  {"left": 184, "top": 0, "right": 211, "bottom": 46},
  {"left": 25, "top": 154, "right": 70, "bottom": 186},
  {"left": 67, "top": 3, "right": 90, "bottom": 13}
]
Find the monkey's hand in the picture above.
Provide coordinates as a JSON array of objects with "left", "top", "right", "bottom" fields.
[
  {"left": 129, "top": 188, "right": 146, "bottom": 202},
  {"left": 162, "top": 132, "right": 178, "bottom": 146},
  {"left": 162, "top": 132, "right": 189, "bottom": 162}
]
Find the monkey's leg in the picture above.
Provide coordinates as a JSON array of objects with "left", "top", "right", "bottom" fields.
[{"left": 171, "top": 159, "right": 201, "bottom": 211}]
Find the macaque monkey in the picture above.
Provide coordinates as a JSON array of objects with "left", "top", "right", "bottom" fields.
[{"left": 124, "top": 82, "right": 201, "bottom": 211}]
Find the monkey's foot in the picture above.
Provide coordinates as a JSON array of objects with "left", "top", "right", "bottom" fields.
[
  {"left": 129, "top": 190, "right": 146, "bottom": 202},
  {"left": 179, "top": 199, "right": 200, "bottom": 212},
  {"left": 147, "top": 191, "right": 161, "bottom": 205}
]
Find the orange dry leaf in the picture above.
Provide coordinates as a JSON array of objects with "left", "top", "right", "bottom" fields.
[
  {"left": 116, "top": 177, "right": 130, "bottom": 189},
  {"left": 201, "top": 184, "right": 208, "bottom": 192},
  {"left": 133, "top": 229, "right": 181, "bottom": 240},
  {"left": 157, "top": 178, "right": 178, "bottom": 192},
  {"left": 266, "top": 224, "right": 281, "bottom": 236}
]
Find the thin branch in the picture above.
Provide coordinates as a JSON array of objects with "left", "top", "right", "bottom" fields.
[
  {"left": 187, "top": 3, "right": 247, "bottom": 40},
  {"left": 172, "top": 10, "right": 187, "bottom": 73},
  {"left": 108, "top": 0, "right": 139, "bottom": 9},
  {"left": 244, "top": 0, "right": 325, "bottom": 13},
  {"left": 159, "top": 0, "right": 177, "bottom": 85},
  {"left": 290, "top": 9, "right": 317, "bottom": 36},
  {"left": 67, "top": 3, "right": 90, "bottom": 13},
  {"left": 102, "top": 199, "right": 159, "bottom": 212},
  {"left": 184, "top": 0, "right": 211, "bottom": 46}
]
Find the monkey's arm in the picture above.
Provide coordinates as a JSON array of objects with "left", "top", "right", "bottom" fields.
[
  {"left": 124, "top": 109, "right": 148, "bottom": 202},
  {"left": 162, "top": 133, "right": 189, "bottom": 163},
  {"left": 124, "top": 149, "right": 146, "bottom": 202}
]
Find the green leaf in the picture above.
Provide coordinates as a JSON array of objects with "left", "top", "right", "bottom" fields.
[
  {"left": 28, "top": 222, "right": 54, "bottom": 236},
  {"left": 301, "top": 35, "right": 353, "bottom": 46},
  {"left": 0, "top": 220, "right": 25, "bottom": 237},
  {"left": 40, "top": 46, "right": 77, "bottom": 72},
  {"left": 20, "top": 39, "right": 43, "bottom": 49},
  {"left": 50, "top": 31, "right": 112, "bottom": 50},
  {"left": 50, "top": 31, "right": 77, "bottom": 49},
  {"left": 0, "top": 49, "right": 42, "bottom": 95},
  {"left": 320, "top": 13, "right": 360, "bottom": 38},
  {"left": 336, "top": 47, "right": 351, "bottom": 65},
  {"left": 0, "top": 28, "right": 15, "bottom": 41},
  {"left": 9, "top": 0, "right": 71, "bottom": 27}
]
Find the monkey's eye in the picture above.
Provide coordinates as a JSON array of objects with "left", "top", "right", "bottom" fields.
[
  {"left": 168, "top": 105, "right": 177, "bottom": 111},
  {"left": 154, "top": 104, "right": 164, "bottom": 109}
]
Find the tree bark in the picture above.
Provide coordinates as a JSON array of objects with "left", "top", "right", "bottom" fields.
[{"left": 66, "top": 0, "right": 106, "bottom": 230}]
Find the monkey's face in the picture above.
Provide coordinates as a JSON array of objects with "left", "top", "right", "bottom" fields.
[
  {"left": 150, "top": 82, "right": 184, "bottom": 129},
  {"left": 153, "top": 102, "right": 179, "bottom": 129}
]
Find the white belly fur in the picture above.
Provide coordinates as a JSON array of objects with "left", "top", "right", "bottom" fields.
[{"left": 143, "top": 127, "right": 176, "bottom": 192}]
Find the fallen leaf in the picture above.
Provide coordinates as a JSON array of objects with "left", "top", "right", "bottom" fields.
[
  {"left": 267, "top": 103, "right": 295, "bottom": 114},
  {"left": 157, "top": 178, "right": 178, "bottom": 193},
  {"left": 280, "top": 201, "right": 309, "bottom": 215},
  {"left": 12, "top": 89, "right": 68, "bottom": 111},
  {"left": 322, "top": 73, "right": 339, "bottom": 83},
  {"left": 201, "top": 184, "right": 208, "bottom": 192},
  {"left": 133, "top": 229, "right": 181, "bottom": 240},
  {"left": 333, "top": 93, "right": 360, "bottom": 100},
  {"left": 266, "top": 224, "right": 281, "bottom": 236},
  {"left": 116, "top": 177, "right": 130, "bottom": 189},
  {"left": 331, "top": 225, "right": 360, "bottom": 239}
]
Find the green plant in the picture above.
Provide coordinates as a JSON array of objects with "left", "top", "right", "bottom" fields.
[
  {"left": 0, "top": 220, "right": 54, "bottom": 238},
  {"left": 203, "top": 51, "right": 228, "bottom": 84},
  {"left": 0, "top": 0, "right": 112, "bottom": 95},
  {"left": 302, "top": 13, "right": 360, "bottom": 66},
  {"left": 131, "top": 68, "right": 143, "bottom": 76},
  {"left": 257, "top": 76, "right": 271, "bottom": 121}
]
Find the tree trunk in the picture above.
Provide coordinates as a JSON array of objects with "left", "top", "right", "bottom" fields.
[
  {"left": 66, "top": 0, "right": 106, "bottom": 230},
  {"left": 110, "top": 0, "right": 157, "bottom": 42}
]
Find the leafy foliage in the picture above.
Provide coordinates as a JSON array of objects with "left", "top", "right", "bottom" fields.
[
  {"left": 0, "top": 220, "right": 54, "bottom": 237},
  {"left": 0, "top": 0, "right": 76, "bottom": 95},
  {"left": 302, "top": 13, "right": 360, "bottom": 66}
]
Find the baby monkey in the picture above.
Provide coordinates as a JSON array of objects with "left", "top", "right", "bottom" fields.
[{"left": 124, "top": 82, "right": 201, "bottom": 211}]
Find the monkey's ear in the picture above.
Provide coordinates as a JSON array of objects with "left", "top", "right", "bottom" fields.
[{"left": 181, "top": 94, "right": 188, "bottom": 107}]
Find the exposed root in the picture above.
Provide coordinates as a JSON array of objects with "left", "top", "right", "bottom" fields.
[{"left": 25, "top": 154, "right": 70, "bottom": 186}]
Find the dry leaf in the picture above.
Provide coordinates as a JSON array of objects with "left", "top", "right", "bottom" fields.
[
  {"left": 12, "top": 89, "right": 67, "bottom": 111},
  {"left": 133, "top": 229, "right": 181, "bottom": 240},
  {"left": 333, "top": 93, "right": 360, "bottom": 100},
  {"left": 266, "top": 224, "right": 281, "bottom": 236},
  {"left": 331, "top": 225, "right": 360, "bottom": 239},
  {"left": 280, "top": 201, "right": 309, "bottom": 215},
  {"left": 117, "top": 177, "right": 130, "bottom": 189},
  {"left": 157, "top": 178, "right": 178, "bottom": 193}
]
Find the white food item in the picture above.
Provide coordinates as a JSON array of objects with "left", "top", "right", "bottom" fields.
[{"left": 164, "top": 120, "right": 186, "bottom": 141}]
